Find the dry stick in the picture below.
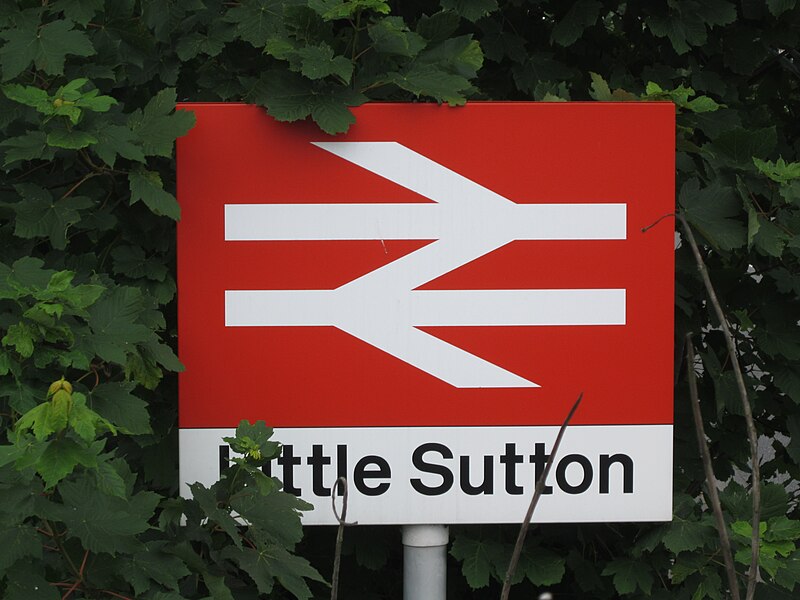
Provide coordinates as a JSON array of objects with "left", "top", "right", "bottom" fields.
[
  {"left": 330, "top": 476, "right": 356, "bottom": 600},
  {"left": 686, "top": 333, "right": 741, "bottom": 600},
  {"left": 679, "top": 214, "right": 761, "bottom": 600},
  {"left": 500, "top": 392, "right": 584, "bottom": 600}
]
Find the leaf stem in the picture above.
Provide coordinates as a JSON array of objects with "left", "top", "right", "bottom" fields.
[
  {"left": 43, "top": 519, "right": 82, "bottom": 580},
  {"left": 60, "top": 172, "right": 98, "bottom": 200}
]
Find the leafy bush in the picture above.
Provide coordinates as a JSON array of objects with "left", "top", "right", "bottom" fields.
[{"left": 1, "top": 1, "right": 799, "bottom": 599}]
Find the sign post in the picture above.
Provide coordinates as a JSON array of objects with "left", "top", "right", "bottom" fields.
[
  {"left": 177, "top": 102, "right": 674, "bottom": 593},
  {"left": 402, "top": 525, "right": 448, "bottom": 600}
]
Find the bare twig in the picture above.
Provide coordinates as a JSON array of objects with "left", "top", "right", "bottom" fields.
[
  {"left": 685, "top": 333, "right": 741, "bottom": 600},
  {"left": 60, "top": 172, "right": 98, "bottom": 200},
  {"left": 678, "top": 214, "right": 760, "bottom": 599},
  {"left": 500, "top": 392, "right": 583, "bottom": 600},
  {"left": 331, "top": 477, "right": 356, "bottom": 600},
  {"left": 641, "top": 212, "right": 676, "bottom": 233}
]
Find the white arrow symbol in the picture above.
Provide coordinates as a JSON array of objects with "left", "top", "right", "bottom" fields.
[{"left": 224, "top": 142, "right": 627, "bottom": 388}]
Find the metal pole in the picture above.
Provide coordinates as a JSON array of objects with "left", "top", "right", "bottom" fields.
[{"left": 402, "top": 525, "right": 448, "bottom": 600}]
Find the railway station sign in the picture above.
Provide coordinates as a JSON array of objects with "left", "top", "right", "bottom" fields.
[{"left": 177, "top": 102, "right": 675, "bottom": 524}]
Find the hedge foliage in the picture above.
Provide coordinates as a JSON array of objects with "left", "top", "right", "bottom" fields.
[{"left": 0, "top": 0, "right": 799, "bottom": 599}]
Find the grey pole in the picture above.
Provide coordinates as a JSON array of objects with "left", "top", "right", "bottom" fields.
[{"left": 402, "top": 525, "right": 449, "bottom": 600}]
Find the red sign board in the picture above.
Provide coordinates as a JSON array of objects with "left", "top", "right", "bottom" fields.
[
  {"left": 178, "top": 103, "right": 674, "bottom": 429},
  {"left": 177, "top": 103, "right": 674, "bottom": 524}
]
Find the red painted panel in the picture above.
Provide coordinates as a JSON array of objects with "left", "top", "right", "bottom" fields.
[{"left": 177, "top": 102, "right": 674, "bottom": 428}]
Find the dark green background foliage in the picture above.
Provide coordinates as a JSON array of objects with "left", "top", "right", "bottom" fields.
[{"left": 0, "top": 0, "right": 799, "bottom": 598}]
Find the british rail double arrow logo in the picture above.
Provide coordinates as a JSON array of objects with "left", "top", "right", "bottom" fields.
[{"left": 223, "top": 142, "right": 627, "bottom": 389}]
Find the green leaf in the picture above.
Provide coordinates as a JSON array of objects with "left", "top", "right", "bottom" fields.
[
  {"left": 1, "top": 131, "right": 52, "bottom": 165},
  {"left": 715, "top": 370, "right": 744, "bottom": 415},
  {"left": 223, "top": 543, "right": 323, "bottom": 599},
  {"left": 2, "top": 83, "right": 50, "bottom": 111},
  {"left": 122, "top": 542, "right": 191, "bottom": 596},
  {"left": 90, "top": 382, "right": 152, "bottom": 434},
  {"left": 440, "top": 0, "right": 498, "bottom": 22},
  {"left": 203, "top": 573, "right": 236, "bottom": 600},
  {"left": 128, "top": 88, "right": 195, "bottom": 158},
  {"left": 663, "top": 518, "right": 716, "bottom": 553},
  {"left": 0, "top": 524, "right": 42, "bottom": 571},
  {"left": 46, "top": 128, "right": 98, "bottom": 149},
  {"left": 417, "top": 35, "right": 484, "bottom": 78},
  {"left": 111, "top": 245, "right": 168, "bottom": 281},
  {"left": 774, "top": 551, "right": 800, "bottom": 590},
  {"left": 93, "top": 457, "right": 128, "bottom": 498},
  {"left": 589, "top": 72, "right": 613, "bottom": 101},
  {"left": 86, "top": 286, "right": 153, "bottom": 364},
  {"left": 645, "top": 3, "right": 735, "bottom": 56},
  {"left": 55, "top": 476, "right": 157, "bottom": 555},
  {"left": 391, "top": 63, "right": 472, "bottom": 105},
  {"left": 4, "top": 562, "right": 59, "bottom": 600},
  {"left": 250, "top": 69, "right": 313, "bottom": 122},
  {"left": 249, "top": 70, "right": 365, "bottom": 134},
  {"left": 765, "top": 516, "right": 800, "bottom": 542},
  {"left": 752, "top": 216, "right": 788, "bottom": 257},
  {"left": 175, "top": 23, "right": 236, "bottom": 61},
  {"left": 36, "top": 437, "right": 100, "bottom": 488},
  {"left": 0, "top": 19, "right": 95, "bottom": 81},
  {"left": 551, "top": 0, "right": 601, "bottom": 47},
  {"left": 417, "top": 10, "right": 460, "bottom": 43},
  {"left": 477, "top": 19, "right": 527, "bottom": 63},
  {"left": 223, "top": 420, "right": 280, "bottom": 461},
  {"left": 230, "top": 486, "right": 310, "bottom": 547},
  {"left": 44, "top": 274, "right": 104, "bottom": 311},
  {"left": 2, "top": 322, "right": 36, "bottom": 357},
  {"left": 369, "top": 17, "right": 426, "bottom": 58},
  {"left": 753, "top": 157, "right": 800, "bottom": 185},
  {"left": 692, "top": 570, "right": 722, "bottom": 600},
  {"left": 52, "top": 0, "right": 104, "bottom": 26},
  {"left": 755, "top": 316, "right": 800, "bottom": 361},
  {"left": 449, "top": 535, "right": 497, "bottom": 588},
  {"left": 679, "top": 178, "right": 746, "bottom": 250},
  {"left": 774, "top": 368, "right": 800, "bottom": 403},
  {"left": 91, "top": 124, "right": 145, "bottom": 167},
  {"left": 309, "top": 0, "right": 390, "bottom": 20},
  {"left": 310, "top": 95, "right": 356, "bottom": 135},
  {"left": 225, "top": 0, "right": 286, "bottom": 47},
  {"left": 686, "top": 95, "right": 722, "bottom": 113},
  {"left": 190, "top": 482, "right": 242, "bottom": 546},
  {"left": 711, "top": 126, "right": 777, "bottom": 167},
  {"left": 12, "top": 183, "right": 93, "bottom": 249},
  {"left": 68, "top": 392, "right": 116, "bottom": 441},
  {"left": 524, "top": 546, "right": 566, "bottom": 586},
  {"left": 602, "top": 558, "right": 654, "bottom": 595},
  {"left": 762, "top": 483, "right": 791, "bottom": 520},
  {"left": 142, "top": 338, "right": 183, "bottom": 372},
  {"left": 272, "top": 546, "right": 325, "bottom": 599},
  {"left": 297, "top": 43, "right": 353, "bottom": 82},
  {"left": 767, "top": 0, "right": 796, "bottom": 17},
  {"left": 129, "top": 168, "right": 180, "bottom": 220},
  {"left": 731, "top": 520, "right": 766, "bottom": 543},
  {"left": 695, "top": 0, "right": 738, "bottom": 26}
]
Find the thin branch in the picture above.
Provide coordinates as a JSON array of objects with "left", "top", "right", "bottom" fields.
[
  {"left": 500, "top": 392, "right": 583, "bottom": 600},
  {"left": 331, "top": 476, "right": 356, "bottom": 600},
  {"left": 100, "top": 591, "right": 134, "bottom": 600},
  {"left": 678, "top": 214, "right": 761, "bottom": 599},
  {"left": 61, "top": 579, "right": 82, "bottom": 600},
  {"left": 43, "top": 520, "right": 81, "bottom": 580},
  {"left": 686, "top": 333, "right": 741, "bottom": 600},
  {"left": 60, "top": 172, "right": 98, "bottom": 201},
  {"left": 641, "top": 212, "right": 676, "bottom": 233}
]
